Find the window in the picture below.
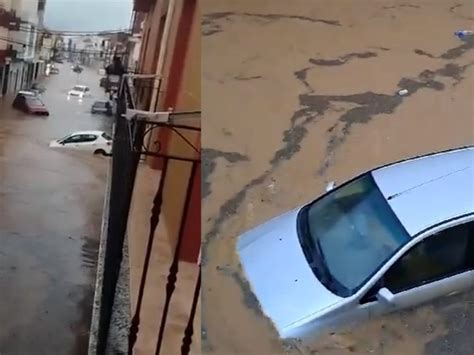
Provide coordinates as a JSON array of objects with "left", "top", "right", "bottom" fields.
[
  {"left": 361, "top": 221, "right": 474, "bottom": 302},
  {"left": 384, "top": 222, "right": 473, "bottom": 293},
  {"left": 101, "top": 132, "right": 112, "bottom": 141},
  {"left": 81, "top": 135, "right": 97, "bottom": 142},
  {"left": 297, "top": 174, "right": 410, "bottom": 297},
  {"left": 26, "top": 98, "right": 43, "bottom": 106},
  {"left": 63, "top": 134, "right": 95, "bottom": 144},
  {"left": 63, "top": 135, "right": 84, "bottom": 144}
]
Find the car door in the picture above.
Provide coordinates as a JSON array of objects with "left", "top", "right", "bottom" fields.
[
  {"left": 62, "top": 134, "right": 84, "bottom": 149},
  {"left": 76, "top": 134, "right": 98, "bottom": 151},
  {"left": 360, "top": 220, "right": 474, "bottom": 317}
]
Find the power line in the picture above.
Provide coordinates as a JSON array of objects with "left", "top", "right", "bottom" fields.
[
  {"left": 0, "top": 36, "right": 131, "bottom": 58},
  {"left": 18, "top": 23, "right": 132, "bottom": 35},
  {"left": 15, "top": 25, "right": 131, "bottom": 37}
]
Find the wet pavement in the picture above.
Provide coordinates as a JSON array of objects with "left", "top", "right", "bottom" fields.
[
  {"left": 202, "top": 0, "right": 474, "bottom": 354},
  {"left": 0, "top": 63, "right": 112, "bottom": 354}
]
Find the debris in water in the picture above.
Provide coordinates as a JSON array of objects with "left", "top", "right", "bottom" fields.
[{"left": 398, "top": 89, "right": 408, "bottom": 96}]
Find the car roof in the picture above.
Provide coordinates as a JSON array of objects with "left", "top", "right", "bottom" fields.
[
  {"left": 70, "top": 130, "right": 105, "bottom": 136},
  {"left": 372, "top": 146, "right": 474, "bottom": 236},
  {"left": 18, "top": 90, "right": 35, "bottom": 96},
  {"left": 73, "top": 85, "right": 88, "bottom": 89}
]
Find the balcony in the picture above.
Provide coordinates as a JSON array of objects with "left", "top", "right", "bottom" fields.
[
  {"left": 8, "top": 12, "right": 20, "bottom": 31},
  {"left": 0, "top": 47, "right": 17, "bottom": 64},
  {"left": 0, "top": 10, "right": 12, "bottom": 29},
  {"left": 88, "top": 77, "right": 201, "bottom": 355}
]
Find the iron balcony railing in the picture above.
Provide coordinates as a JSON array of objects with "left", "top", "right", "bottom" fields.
[{"left": 95, "top": 75, "right": 201, "bottom": 355}]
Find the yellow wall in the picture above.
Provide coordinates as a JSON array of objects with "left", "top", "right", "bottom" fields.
[
  {"left": 175, "top": 3, "right": 201, "bottom": 112},
  {"left": 161, "top": 1, "right": 200, "bottom": 255}
]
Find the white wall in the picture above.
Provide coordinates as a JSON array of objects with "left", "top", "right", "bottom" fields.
[{"left": 10, "top": 0, "right": 39, "bottom": 60}]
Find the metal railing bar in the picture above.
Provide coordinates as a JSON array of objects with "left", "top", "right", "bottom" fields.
[
  {"left": 128, "top": 157, "right": 170, "bottom": 353},
  {"left": 155, "top": 161, "right": 198, "bottom": 355},
  {"left": 180, "top": 267, "right": 201, "bottom": 355}
]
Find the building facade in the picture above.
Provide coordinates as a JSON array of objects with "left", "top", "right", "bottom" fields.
[
  {"left": 0, "top": 0, "right": 45, "bottom": 97},
  {"left": 133, "top": 0, "right": 200, "bottom": 264}
]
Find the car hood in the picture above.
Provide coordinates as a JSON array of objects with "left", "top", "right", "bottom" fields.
[{"left": 236, "top": 208, "right": 342, "bottom": 337}]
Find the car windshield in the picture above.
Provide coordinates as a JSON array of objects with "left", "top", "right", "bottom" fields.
[
  {"left": 73, "top": 86, "right": 85, "bottom": 91},
  {"left": 101, "top": 132, "right": 112, "bottom": 141},
  {"left": 26, "top": 97, "right": 43, "bottom": 106},
  {"left": 297, "top": 173, "right": 410, "bottom": 297}
]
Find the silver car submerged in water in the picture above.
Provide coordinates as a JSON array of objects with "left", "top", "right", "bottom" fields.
[{"left": 237, "top": 146, "right": 474, "bottom": 340}]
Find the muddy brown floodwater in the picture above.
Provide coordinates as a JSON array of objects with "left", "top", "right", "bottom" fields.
[
  {"left": 202, "top": 0, "right": 474, "bottom": 354},
  {"left": 0, "top": 63, "right": 112, "bottom": 354}
]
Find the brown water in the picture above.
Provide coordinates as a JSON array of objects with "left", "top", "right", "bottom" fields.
[
  {"left": 202, "top": 0, "right": 474, "bottom": 354},
  {"left": 0, "top": 63, "right": 112, "bottom": 354}
]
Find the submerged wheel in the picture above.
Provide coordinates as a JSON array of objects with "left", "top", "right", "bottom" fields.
[{"left": 94, "top": 149, "right": 106, "bottom": 155}]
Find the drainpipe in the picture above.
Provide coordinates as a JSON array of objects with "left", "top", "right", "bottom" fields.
[
  {"left": 0, "top": 66, "right": 5, "bottom": 98},
  {"left": 148, "top": 0, "right": 176, "bottom": 113}
]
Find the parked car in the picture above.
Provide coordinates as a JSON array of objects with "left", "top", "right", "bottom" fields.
[
  {"left": 91, "top": 100, "right": 112, "bottom": 115},
  {"left": 49, "top": 130, "right": 113, "bottom": 155},
  {"left": 67, "top": 85, "right": 90, "bottom": 99},
  {"left": 12, "top": 91, "right": 49, "bottom": 115},
  {"left": 50, "top": 67, "right": 60, "bottom": 74},
  {"left": 237, "top": 146, "right": 474, "bottom": 340}
]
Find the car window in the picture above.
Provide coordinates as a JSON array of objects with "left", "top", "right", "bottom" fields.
[
  {"left": 84, "top": 135, "right": 97, "bottom": 142},
  {"left": 361, "top": 221, "right": 474, "bottom": 302},
  {"left": 101, "top": 132, "right": 112, "bottom": 141},
  {"left": 26, "top": 98, "right": 43, "bottom": 106},
  {"left": 384, "top": 222, "right": 473, "bottom": 293},
  {"left": 63, "top": 135, "right": 84, "bottom": 144}
]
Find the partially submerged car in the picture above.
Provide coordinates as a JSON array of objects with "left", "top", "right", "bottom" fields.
[
  {"left": 91, "top": 100, "right": 112, "bottom": 115},
  {"left": 49, "top": 130, "right": 112, "bottom": 155},
  {"left": 12, "top": 91, "right": 49, "bottom": 116},
  {"left": 67, "top": 85, "right": 90, "bottom": 99},
  {"left": 72, "top": 64, "right": 83, "bottom": 73},
  {"left": 237, "top": 146, "right": 474, "bottom": 340}
]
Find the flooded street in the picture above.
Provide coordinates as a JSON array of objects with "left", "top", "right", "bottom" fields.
[
  {"left": 0, "top": 64, "right": 111, "bottom": 354},
  {"left": 202, "top": 0, "right": 474, "bottom": 354}
]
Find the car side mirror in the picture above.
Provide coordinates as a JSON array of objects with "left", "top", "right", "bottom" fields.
[
  {"left": 376, "top": 287, "right": 395, "bottom": 305},
  {"left": 325, "top": 181, "right": 336, "bottom": 192}
]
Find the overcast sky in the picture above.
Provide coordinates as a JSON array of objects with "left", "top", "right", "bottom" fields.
[{"left": 44, "top": 0, "right": 133, "bottom": 31}]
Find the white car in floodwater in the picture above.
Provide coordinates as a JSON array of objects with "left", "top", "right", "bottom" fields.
[
  {"left": 67, "top": 85, "right": 90, "bottom": 99},
  {"left": 237, "top": 146, "right": 474, "bottom": 341},
  {"left": 49, "top": 131, "right": 113, "bottom": 155}
]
